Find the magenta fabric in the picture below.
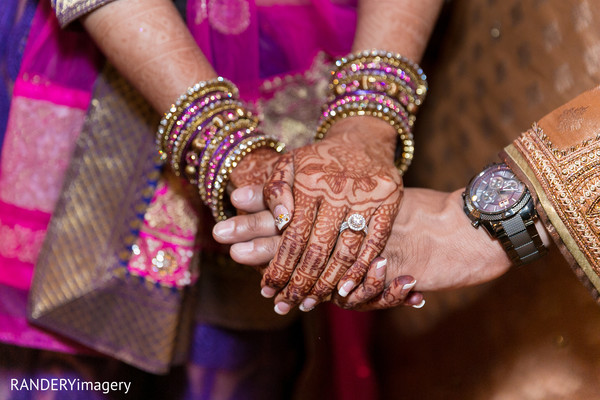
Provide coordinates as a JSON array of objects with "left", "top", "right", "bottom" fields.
[
  {"left": 0, "top": 0, "right": 101, "bottom": 353},
  {"left": 0, "top": 2, "right": 377, "bottom": 398},
  {"left": 187, "top": 0, "right": 357, "bottom": 100}
]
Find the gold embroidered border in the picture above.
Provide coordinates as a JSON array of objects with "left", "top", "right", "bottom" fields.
[
  {"left": 505, "top": 125, "right": 600, "bottom": 294},
  {"left": 51, "top": 0, "right": 116, "bottom": 27}
]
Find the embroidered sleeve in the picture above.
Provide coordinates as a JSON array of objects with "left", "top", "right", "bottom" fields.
[
  {"left": 51, "top": 0, "right": 117, "bottom": 27},
  {"left": 501, "top": 86, "right": 600, "bottom": 301}
]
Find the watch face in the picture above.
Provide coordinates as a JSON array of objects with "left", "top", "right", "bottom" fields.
[{"left": 468, "top": 164, "right": 526, "bottom": 214}]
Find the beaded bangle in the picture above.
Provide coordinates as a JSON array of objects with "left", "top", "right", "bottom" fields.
[
  {"left": 156, "top": 77, "right": 285, "bottom": 220},
  {"left": 208, "top": 134, "right": 285, "bottom": 221},
  {"left": 332, "top": 50, "right": 427, "bottom": 98},
  {"left": 316, "top": 49, "right": 427, "bottom": 175},
  {"left": 156, "top": 77, "right": 238, "bottom": 161},
  {"left": 171, "top": 100, "right": 246, "bottom": 175},
  {"left": 198, "top": 118, "right": 259, "bottom": 202}
]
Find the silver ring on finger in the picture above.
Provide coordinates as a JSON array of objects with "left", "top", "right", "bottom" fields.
[{"left": 339, "top": 213, "right": 368, "bottom": 235}]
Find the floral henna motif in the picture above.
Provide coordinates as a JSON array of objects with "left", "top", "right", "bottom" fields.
[
  {"left": 309, "top": 231, "right": 363, "bottom": 298},
  {"left": 263, "top": 152, "right": 294, "bottom": 201},
  {"left": 343, "top": 202, "right": 400, "bottom": 284},
  {"left": 262, "top": 192, "right": 319, "bottom": 289},
  {"left": 277, "top": 200, "right": 346, "bottom": 303},
  {"left": 263, "top": 129, "right": 403, "bottom": 309},
  {"left": 230, "top": 148, "right": 281, "bottom": 189}
]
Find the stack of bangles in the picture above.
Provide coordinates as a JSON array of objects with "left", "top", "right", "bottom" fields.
[
  {"left": 156, "top": 77, "right": 285, "bottom": 221},
  {"left": 316, "top": 50, "right": 428, "bottom": 175}
]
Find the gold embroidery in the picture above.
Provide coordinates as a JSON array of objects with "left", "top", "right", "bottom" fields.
[
  {"left": 257, "top": 52, "right": 332, "bottom": 150},
  {"left": 587, "top": 196, "right": 600, "bottom": 218},
  {"left": 510, "top": 124, "right": 600, "bottom": 292},
  {"left": 51, "top": 0, "right": 116, "bottom": 27}
]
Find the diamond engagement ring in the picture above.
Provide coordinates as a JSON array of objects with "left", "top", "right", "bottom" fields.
[{"left": 339, "top": 214, "right": 368, "bottom": 235}]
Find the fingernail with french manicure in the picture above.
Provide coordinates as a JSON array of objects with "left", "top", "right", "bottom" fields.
[
  {"left": 261, "top": 286, "right": 276, "bottom": 298},
  {"left": 300, "top": 298, "right": 317, "bottom": 312},
  {"left": 412, "top": 299, "right": 426, "bottom": 309},
  {"left": 274, "top": 205, "right": 290, "bottom": 230},
  {"left": 338, "top": 280, "right": 356, "bottom": 297},
  {"left": 213, "top": 220, "right": 234, "bottom": 239},
  {"left": 274, "top": 302, "right": 291, "bottom": 315},
  {"left": 402, "top": 279, "right": 417, "bottom": 291},
  {"left": 375, "top": 259, "right": 387, "bottom": 279}
]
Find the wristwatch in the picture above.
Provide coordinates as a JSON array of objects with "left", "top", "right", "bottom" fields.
[{"left": 463, "top": 163, "right": 547, "bottom": 266}]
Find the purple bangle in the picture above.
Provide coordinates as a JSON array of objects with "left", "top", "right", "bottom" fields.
[
  {"left": 204, "top": 128, "right": 249, "bottom": 198},
  {"left": 173, "top": 103, "right": 244, "bottom": 174},
  {"left": 322, "top": 93, "right": 411, "bottom": 129}
]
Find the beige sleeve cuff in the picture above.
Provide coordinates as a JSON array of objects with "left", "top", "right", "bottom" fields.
[
  {"left": 51, "top": 0, "right": 117, "bottom": 27},
  {"left": 501, "top": 85, "right": 600, "bottom": 301}
]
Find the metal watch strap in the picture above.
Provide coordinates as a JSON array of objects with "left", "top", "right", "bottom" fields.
[{"left": 497, "top": 213, "right": 546, "bottom": 266}]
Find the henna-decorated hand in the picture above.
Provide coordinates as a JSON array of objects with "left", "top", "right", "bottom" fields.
[
  {"left": 337, "top": 187, "right": 551, "bottom": 312},
  {"left": 229, "top": 147, "right": 282, "bottom": 191},
  {"left": 260, "top": 116, "right": 404, "bottom": 314},
  {"left": 212, "top": 185, "right": 424, "bottom": 310},
  {"left": 214, "top": 185, "right": 554, "bottom": 312}
]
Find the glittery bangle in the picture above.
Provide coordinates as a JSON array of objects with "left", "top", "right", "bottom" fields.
[
  {"left": 329, "top": 72, "right": 421, "bottom": 113},
  {"left": 208, "top": 134, "right": 286, "bottom": 221},
  {"left": 316, "top": 94, "right": 413, "bottom": 175},
  {"left": 171, "top": 101, "right": 248, "bottom": 175},
  {"left": 156, "top": 77, "right": 238, "bottom": 160},
  {"left": 332, "top": 50, "right": 427, "bottom": 99},
  {"left": 197, "top": 118, "right": 259, "bottom": 202},
  {"left": 317, "top": 50, "right": 428, "bottom": 175},
  {"left": 162, "top": 92, "right": 231, "bottom": 159}
]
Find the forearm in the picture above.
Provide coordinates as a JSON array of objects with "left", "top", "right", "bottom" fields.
[
  {"left": 81, "top": 0, "right": 216, "bottom": 112},
  {"left": 353, "top": 0, "right": 444, "bottom": 62}
]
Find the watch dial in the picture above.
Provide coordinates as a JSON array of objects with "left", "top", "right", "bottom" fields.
[{"left": 468, "top": 164, "right": 526, "bottom": 213}]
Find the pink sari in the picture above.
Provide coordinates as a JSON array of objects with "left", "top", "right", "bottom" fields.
[{"left": 0, "top": 0, "right": 377, "bottom": 397}]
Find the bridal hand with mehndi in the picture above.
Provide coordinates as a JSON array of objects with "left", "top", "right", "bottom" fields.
[{"left": 259, "top": 116, "right": 404, "bottom": 314}]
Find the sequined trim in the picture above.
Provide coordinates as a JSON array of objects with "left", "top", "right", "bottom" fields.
[
  {"left": 51, "top": 0, "right": 116, "bottom": 27},
  {"left": 126, "top": 179, "right": 200, "bottom": 288},
  {"left": 257, "top": 52, "right": 332, "bottom": 149}
]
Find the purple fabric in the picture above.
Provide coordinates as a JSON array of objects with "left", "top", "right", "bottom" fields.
[
  {"left": 0, "top": 0, "right": 37, "bottom": 151},
  {"left": 185, "top": 322, "right": 303, "bottom": 400}
]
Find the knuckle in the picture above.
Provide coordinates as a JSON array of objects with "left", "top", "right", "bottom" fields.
[
  {"left": 332, "top": 247, "right": 356, "bottom": 265},
  {"left": 263, "top": 269, "right": 288, "bottom": 289},
  {"left": 311, "top": 280, "right": 335, "bottom": 298}
]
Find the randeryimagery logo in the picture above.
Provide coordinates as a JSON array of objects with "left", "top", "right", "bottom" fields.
[{"left": 10, "top": 378, "right": 131, "bottom": 395}]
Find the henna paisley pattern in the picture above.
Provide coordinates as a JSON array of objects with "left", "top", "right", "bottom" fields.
[
  {"left": 230, "top": 148, "right": 281, "bottom": 189},
  {"left": 263, "top": 117, "right": 404, "bottom": 312}
]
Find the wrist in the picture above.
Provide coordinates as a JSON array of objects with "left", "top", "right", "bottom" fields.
[{"left": 325, "top": 116, "right": 397, "bottom": 160}]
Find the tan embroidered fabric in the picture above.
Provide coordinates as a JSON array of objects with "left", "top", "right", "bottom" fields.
[
  {"left": 50, "top": 0, "right": 116, "bottom": 27},
  {"left": 504, "top": 87, "right": 600, "bottom": 300},
  {"left": 28, "top": 65, "right": 192, "bottom": 374}
]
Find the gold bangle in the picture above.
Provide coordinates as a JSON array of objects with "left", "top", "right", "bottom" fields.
[
  {"left": 209, "top": 136, "right": 286, "bottom": 221},
  {"left": 333, "top": 50, "right": 427, "bottom": 100},
  {"left": 157, "top": 77, "right": 238, "bottom": 159},
  {"left": 171, "top": 101, "right": 248, "bottom": 175},
  {"left": 315, "top": 98, "right": 413, "bottom": 175},
  {"left": 197, "top": 118, "right": 259, "bottom": 203}
]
